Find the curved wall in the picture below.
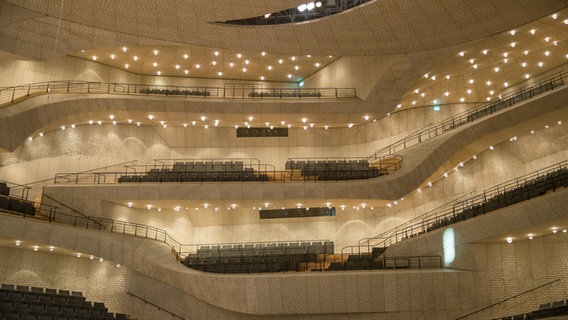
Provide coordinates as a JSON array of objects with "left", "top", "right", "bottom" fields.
[
  {"left": 1, "top": 188, "right": 568, "bottom": 319},
  {"left": 33, "top": 92, "right": 568, "bottom": 248}
]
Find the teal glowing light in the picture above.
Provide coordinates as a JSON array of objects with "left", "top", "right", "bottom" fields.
[
  {"left": 433, "top": 105, "right": 441, "bottom": 111},
  {"left": 299, "top": 81, "right": 305, "bottom": 87}
]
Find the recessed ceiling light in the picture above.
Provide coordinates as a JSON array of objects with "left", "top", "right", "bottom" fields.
[
  {"left": 229, "top": 62, "right": 234, "bottom": 67},
  {"left": 175, "top": 64, "right": 180, "bottom": 69},
  {"left": 242, "top": 68, "right": 247, "bottom": 72},
  {"left": 473, "top": 64, "right": 478, "bottom": 69},
  {"left": 482, "top": 49, "right": 488, "bottom": 55},
  {"left": 315, "top": 62, "right": 320, "bottom": 67},
  {"left": 267, "top": 65, "right": 272, "bottom": 70},
  {"left": 294, "top": 65, "right": 299, "bottom": 70},
  {"left": 545, "top": 37, "right": 550, "bottom": 42},
  {"left": 110, "top": 54, "right": 115, "bottom": 60},
  {"left": 287, "top": 74, "right": 292, "bottom": 78},
  {"left": 214, "top": 51, "right": 219, "bottom": 56},
  {"left": 122, "top": 47, "right": 127, "bottom": 52},
  {"left": 552, "top": 13, "right": 558, "bottom": 19},
  {"left": 261, "top": 51, "right": 266, "bottom": 56},
  {"left": 458, "top": 51, "right": 465, "bottom": 57},
  {"left": 92, "top": 56, "right": 97, "bottom": 61},
  {"left": 544, "top": 51, "right": 550, "bottom": 56},
  {"left": 184, "top": 70, "right": 189, "bottom": 75},
  {"left": 510, "top": 30, "right": 516, "bottom": 35},
  {"left": 510, "top": 42, "right": 516, "bottom": 48},
  {"left": 237, "top": 53, "right": 242, "bottom": 58},
  {"left": 212, "top": 61, "right": 217, "bottom": 65},
  {"left": 530, "top": 29, "right": 536, "bottom": 35},
  {"left": 124, "top": 64, "right": 129, "bottom": 69},
  {"left": 133, "top": 56, "right": 138, "bottom": 61},
  {"left": 524, "top": 50, "right": 529, "bottom": 55},
  {"left": 183, "top": 54, "right": 189, "bottom": 59},
  {"left": 469, "top": 79, "right": 474, "bottom": 84},
  {"left": 153, "top": 49, "right": 159, "bottom": 55},
  {"left": 153, "top": 62, "right": 158, "bottom": 67},
  {"left": 195, "top": 64, "right": 200, "bottom": 69},
  {"left": 278, "top": 59, "right": 283, "bottom": 64}
]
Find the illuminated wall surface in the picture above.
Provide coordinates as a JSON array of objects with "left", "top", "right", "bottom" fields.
[{"left": 1, "top": 1, "right": 568, "bottom": 319}]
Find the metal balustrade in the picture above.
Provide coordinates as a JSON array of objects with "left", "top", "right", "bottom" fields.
[
  {"left": 0, "top": 80, "right": 356, "bottom": 106},
  {"left": 367, "top": 68, "right": 568, "bottom": 160},
  {"left": 347, "top": 160, "right": 568, "bottom": 258}
]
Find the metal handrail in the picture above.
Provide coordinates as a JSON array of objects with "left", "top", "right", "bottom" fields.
[
  {"left": 52, "top": 155, "right": 402, "bottom": 184},
  {"left": 347, "top": 160, "right": 568, "bottom": 256},
  {"left": 367, "top": 68, "right": 567, "bottom": 160},
  {"left": 0, "top": 80, "right": 357, "bottom": 106}
]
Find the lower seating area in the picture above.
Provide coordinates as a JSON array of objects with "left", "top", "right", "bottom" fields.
[
  {"left": 495, "top": 298, "right": 568, "bottom": 319},
  {"left": 285, "top": 159, "right": 380, "bottom": 180},
  {"left": 326, "top": 248, "right": 442, "bottom": 271},
  {"left": 118, "top": 160, "right": 269, "bottom": 183},
  {"left": 182, "top": 241, "right": 334, "bottom": 273},
  {"left": 0, "top": 182, "right": 35, "bottom": 217},
  {"left": 0, "top": 284, "right": 127, "bottom": 320}
]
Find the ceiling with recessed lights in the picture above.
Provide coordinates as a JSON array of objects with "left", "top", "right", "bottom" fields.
[
  {"left": 0, "top": 0, "right": 566, "bottom": 60},
  {"left": 71, "top": 46, "right": 336, "bottom": 82}
]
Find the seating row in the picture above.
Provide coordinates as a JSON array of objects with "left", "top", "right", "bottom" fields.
[
  {"left": 139, "top": 88, "right": 211, "bottom": 96},
  {"left": 0, "top": 196, "right": 35, "bottom": 216},
  {"left": 0, "top": 285, "right": 122, "bottom": 320},
  {"left": 118, "top": 170, "right": 268, "bottom": 183},
  {"left": 183, "top": 241, "right": 333, "bottom": 274},
  {"left": 171, "top": 161, "right": 245, "bottom": 172},
  {"left": 0, "top": 182, "right": 9, "bottom": 197},
  {"left": 427, "top": 168, "right": 568, "bottom": 233},
  {"left": 248, "top": 91, "right": 322, "bottom": 98},
  {"left": 496, "top": 298, "right": 568, "bottom": 319},
  {"left": 197, "top": 241, "right": 334, "bottom": 255},
  {"left": 183, "top": 253, "right": 318, "bottom": 273}
]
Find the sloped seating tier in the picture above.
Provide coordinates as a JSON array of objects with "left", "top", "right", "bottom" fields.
[
  {"left": 426, "top": 168, "right": 568, "bottom": 234},
  {"left": 0, "top": 182, "right": 9, "bottom": 197},
  {"left": 326, "top": 254, "right": 442, "bottom": 271},
  {"left": 118, "top": 160, "right": 269, "bottom": 183},
  {"left": 0, "top": 195, "right": 36, "bottom": 217},
  {"left": 182, "top": 241, "right": 334, "bottom": 274},
  {"left": 285, "top": 159, "right": 381, "bottom": 181},
  {"left": 0, "top": 284, "right": 122, "bottom": 320},
  {"left": 494, "top": 298, "right": 568, "bottom": 319}
]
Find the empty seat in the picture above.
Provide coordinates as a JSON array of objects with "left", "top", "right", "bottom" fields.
[{"left": 1, "top": 283, "right": 15, "bottom": 291}]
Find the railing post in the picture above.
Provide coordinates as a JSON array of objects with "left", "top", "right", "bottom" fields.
[
  {"left": 11, "top": 88, "right": 15, "bottom": 103},
  {"left": 87, "top": 83, "right": 91, "bottom": 93}
]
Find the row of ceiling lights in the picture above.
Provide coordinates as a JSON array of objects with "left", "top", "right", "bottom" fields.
[
  {"left": 13, "top": 240, "right": 120, "bottom": 267},
  {"left": 84, "top": 47, "right": 333, "bottom": 81},
  {"left": 26, "top": 114, "right": 376, "bottom": 141},
  {"left": 399, "top": 13, "right": 568, "bottom": 109},
  {"left": 126, "top": 201, "right": 375, "bottom": 213}
]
